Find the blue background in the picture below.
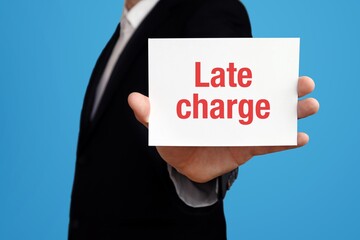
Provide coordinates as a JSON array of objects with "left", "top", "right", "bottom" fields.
[{"left": 0, "top": 0, "right": 359, "bottom": 239}]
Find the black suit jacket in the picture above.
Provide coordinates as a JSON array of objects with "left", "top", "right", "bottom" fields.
[{"left": 68, "top": 0, "right": 252, "bottom": 239}]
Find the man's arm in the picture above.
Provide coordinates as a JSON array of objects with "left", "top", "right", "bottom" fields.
[{"left": 129, "top": 0, "right": 318, "bottom": 205}]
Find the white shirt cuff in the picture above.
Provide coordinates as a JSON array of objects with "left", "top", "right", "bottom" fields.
[{"left": 167, "top": 164, "right": 219, "bottom": 207}]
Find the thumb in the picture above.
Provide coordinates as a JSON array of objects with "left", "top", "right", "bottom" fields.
[{"left": 128, "top": 92, "right": 150, "bottom": 128}]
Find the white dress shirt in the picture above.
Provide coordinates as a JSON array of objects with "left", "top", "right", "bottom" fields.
[{"left": 90, "top": 0, "right": 218, "bottom": 207}]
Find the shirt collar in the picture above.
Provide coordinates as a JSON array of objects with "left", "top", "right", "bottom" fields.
[{"left": 122, "top": 0, "right": 160, "bottom": 30}]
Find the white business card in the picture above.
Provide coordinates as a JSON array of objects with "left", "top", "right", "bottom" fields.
[{"left": 148, "top": 38, "right": 299, "bottom": 146}]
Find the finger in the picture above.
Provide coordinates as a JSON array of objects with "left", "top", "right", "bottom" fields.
[
  {"left": 249, "top": 132, "right": 309, "bottom": 156},
  {"left": 128, "top": 92, "right": 150, "bottom": 128},
  {"left": 297, "top": 97, "right": 320, "bottom": 119},
  {"left": 298, "top": 76, "right": 315, "bottom": 98}
]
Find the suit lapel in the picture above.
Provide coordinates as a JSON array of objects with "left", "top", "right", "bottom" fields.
[
  {"left": 78, "top": 0, "right": 187, "bottom": 154},
  {"left": 89, "top": 0, "right": 180, "bottom": 128},
  {"left": 77, "top": 24, "right": 120, "bottom": 153}
]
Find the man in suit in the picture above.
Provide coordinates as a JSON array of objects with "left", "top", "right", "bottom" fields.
[{"left": 68, "top": 0, "right": 320, "bottom": 239}]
